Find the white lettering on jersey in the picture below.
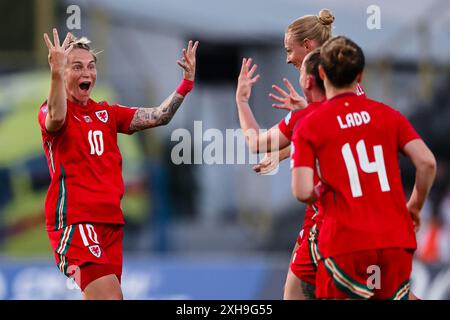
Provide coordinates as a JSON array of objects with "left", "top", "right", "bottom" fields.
[
  {"left": 88, "top": 130, "right": 104, "bottom": 156},
  {"left": 337, "top": 111, "right": 371, "bottom": 129},
  {"left": 341, "top": 139, "right": 390, "bottom": 198}
]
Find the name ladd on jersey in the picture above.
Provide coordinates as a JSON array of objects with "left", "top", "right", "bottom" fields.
[{"left": 337, "top": 111, "right": 371, "bottom": 129}]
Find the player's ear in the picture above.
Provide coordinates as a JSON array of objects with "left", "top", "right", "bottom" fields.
[
  {"left": 318, "top": 64, "right": 326, "bottom": 81},
  {"left": 303, "top": 38, "right": 312, "bottom": 51}
]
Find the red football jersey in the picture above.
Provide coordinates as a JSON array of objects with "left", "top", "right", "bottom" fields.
[
  {"left": 278, "top": 83, "right": 364, "bottom": 140},
  {"left": 291, "top": 93, "right": 419, "bottom": 257},
  {"left": 283, "top": 87, "right": 365, "bottom": 237},
  {"left": 278, "top": 102, "right": 322, "bottom": 141},
  {"left": 277, "top": 102, "right": 322, "bottom": 232},
  {"left": 38, "top": 99, "right": 137, "bottom": 231}
]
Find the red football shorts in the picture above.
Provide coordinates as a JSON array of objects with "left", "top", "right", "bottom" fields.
[
  {"left": 295, "top": 228, "right": 303, "bottom": 246},
  {"left": 290, "top": 224, "right": 321, "bottom": 285},
  {"left": 48, "top": 223, "right": 123, "bottom": 291},
  {"left": 316, "top": 248, "right": 413, "bottom": 300}
]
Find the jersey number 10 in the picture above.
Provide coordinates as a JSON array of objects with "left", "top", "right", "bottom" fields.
[
  {"left": 341, "top": 140, "right": 390, "bottom": 198},
  {"left": 88, "top": 130, "right": 104, "bottom": 156}
]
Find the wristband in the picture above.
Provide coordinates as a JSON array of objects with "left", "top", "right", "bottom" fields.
[{"left": 176, "top": 79, "right": 194, "bottom": 97}]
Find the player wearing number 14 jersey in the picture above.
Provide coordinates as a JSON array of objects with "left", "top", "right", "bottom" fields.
[
  {"left": 39, "top": 29, "right": 199, "bottom": 299},
  {"left": 291, "top": 36, "right": 436, "bottom": 299}
]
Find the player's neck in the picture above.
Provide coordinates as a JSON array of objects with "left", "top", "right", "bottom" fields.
[
  {"left": 67, "top": 94, "right": 90, "bottom": 107},
  {"left": 325, "top": 82, "right": 358, "bottom": 100},
  {"left": 311, "top": 90, "right": 326, "bottom": 103}
]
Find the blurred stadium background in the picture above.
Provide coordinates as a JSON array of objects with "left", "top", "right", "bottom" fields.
[{"left": 0, "top": 0, "right": 449, "bottom": 299}]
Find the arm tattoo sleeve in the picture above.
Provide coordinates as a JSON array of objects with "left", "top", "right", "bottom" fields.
[{"left": 129, "top": 92, "right": 184, "bottom": 132}]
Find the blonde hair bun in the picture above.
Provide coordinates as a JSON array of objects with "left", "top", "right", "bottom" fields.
[
  {"left": 318, "top": 9, "right": 335, "bottom": 26},
  {"left": 287, "top": 9, "right": 335, "bottom": 46},
  {"left": 72, "top": 36, "right": 92, "bottom": 46}
]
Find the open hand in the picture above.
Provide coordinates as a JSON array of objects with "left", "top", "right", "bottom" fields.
[
  {"left": 236, "top": 58, "right": 260, "bottom": 103},
  {"left": 269, "top": 78, "right": 307, "bottom": 111},
  {"left": 43, "top": 28, "right": 73, "bottom": 75},
  {"left": 177, "top": 40, "right": 199, "bottom": 81},
  {"left": 253, "top": 152, "right": 280, "bottom": 175}
]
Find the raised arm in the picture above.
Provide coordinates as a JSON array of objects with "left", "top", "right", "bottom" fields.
[
  {"left": 44, "top": 29, "right": 73, "bottom": 132},
  {"left": 129, "top": 92, "right": 185, "bottom": 131},
  {"left": 129, "top": 40, "right": 198, "bottom": 132},
  {"left": 403, "top": 139, "right": 437, "bottom": 231},
  {"left": 235, "top": 58, "right": 290, "bottom": 153}
]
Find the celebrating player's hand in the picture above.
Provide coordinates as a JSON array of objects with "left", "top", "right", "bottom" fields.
[
  {"left": 177, "top": 40, "right": 199, "bottom": 81},
  {"left": 236, "top": 58, "right": 261, "bottom": 103},
  {"left": 253, "top": 152, "right": 279, "bottom": 174},
  {"left": 43, "top": 28, "right": 73, "bottom": 75},
  {"left": 269, "top": 78, "right": 307, "bottom": 111}
]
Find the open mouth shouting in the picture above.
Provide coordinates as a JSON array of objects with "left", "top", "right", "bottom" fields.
[{"left": 79, "top": 81, "right": 92, "bottom": 92}]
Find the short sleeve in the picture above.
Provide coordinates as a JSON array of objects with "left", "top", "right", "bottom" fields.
[
  {"left": 278, "top": 111, "right": 294, "bottom": 140},
  {"left": 278, "top": 110, "right": 308, "bottom": 141},
  {"left": 396, "top": 111, "right": 421, "bottom": 149},
  {"left": 112, "top": 104, "right": 138, "bottom": 134},
  {"left": 291, "top": 125, "right": 315, "bottom": 169},
  {"left": 38, "top": 101, "right": 48, "bottom": 133},
  {"left": 37, "top": 100, "right": 69, "bottom": 137}
]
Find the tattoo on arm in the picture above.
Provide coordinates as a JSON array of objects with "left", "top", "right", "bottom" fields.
[{"left": 129, "top": 92, "right": 184, "bottom": 132}]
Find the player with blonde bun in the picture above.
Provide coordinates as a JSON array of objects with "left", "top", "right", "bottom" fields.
[{"left": 235, "top": 9, "right": 340, "bottom": 300}]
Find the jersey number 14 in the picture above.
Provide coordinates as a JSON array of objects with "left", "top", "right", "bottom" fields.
[{"left": 341, "top": 140, "right": 390, "bottom": 198}]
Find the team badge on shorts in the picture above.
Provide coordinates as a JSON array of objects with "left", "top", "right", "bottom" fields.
[
  {"left": 95, "top": 110, "right": 108, "bottom": 123},
  {"left": 88, "top": 245, "right": 102, "bottom": 258}
]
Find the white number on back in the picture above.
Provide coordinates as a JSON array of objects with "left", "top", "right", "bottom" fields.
[{"left": 341, "top": 139, "right": 390, "bottom": 198}]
